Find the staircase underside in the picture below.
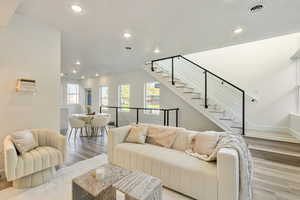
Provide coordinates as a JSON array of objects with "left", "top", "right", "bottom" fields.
[{"left": 145, "top": 66, "right": 243, "bottom": 134}]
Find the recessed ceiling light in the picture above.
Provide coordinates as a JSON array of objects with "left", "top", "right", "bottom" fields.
[
  {"left": 95, "top": 73, "right": 99, "bottom": 77},
  {"left": 154, "top": 48, "right": 160, "bottom": 54},
  {"left": 60, "top": 73, "right": 64, "bottom": 77},
  {"left": 123, "top": 33, "right": 131, "bottom": 39},
  {"left": 76, "top": 61, "right": 80, "bottom": 65},
  {"left": 81, "top": 75, "right": 85, "bottom": 79},
  {"left": 71, "top": 5, "right": 82, "bottom": 13},
  {"left": 72, "top": 69, "right": 77, "bottom": 74},
  {"left": 233, "top": 27, "right": 243, "bottom": 34}
]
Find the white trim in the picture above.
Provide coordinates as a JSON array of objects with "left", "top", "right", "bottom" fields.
[
  {"left": 289, "top": 128, "right": 300, "bottom": 141},
  {"left": 246, "top": 124, "right": 289, "bottom": 133}
]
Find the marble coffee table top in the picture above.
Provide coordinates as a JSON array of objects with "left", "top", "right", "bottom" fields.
[
  {"left": 72, "top": 164, "right": 132, "bottom": 197},
  {"left": 113, "top": 171, "right": 162, "bottom": 200}
]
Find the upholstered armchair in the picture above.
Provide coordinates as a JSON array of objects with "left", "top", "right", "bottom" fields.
[{"left": 3, "top": 129, "right": 66, "bottom": 188}]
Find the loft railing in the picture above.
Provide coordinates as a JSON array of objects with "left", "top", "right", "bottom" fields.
[
  {"left": 100, "top": 105, "right": 179, "bottom": 127},
  {"left": 151, "top": 55, "right": 245, "bottom": 135}
]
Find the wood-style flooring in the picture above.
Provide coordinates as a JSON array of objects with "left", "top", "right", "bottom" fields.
[{"left": 1, "top": 131, "right": 300, "bottom": 200}]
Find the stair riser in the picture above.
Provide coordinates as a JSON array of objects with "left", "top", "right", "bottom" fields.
[
  {"left": 250, "top": 149, "right": 300, "bottom": 167},
  {"left": 246, "top": 137, "right": 300, "bottom": 153}
]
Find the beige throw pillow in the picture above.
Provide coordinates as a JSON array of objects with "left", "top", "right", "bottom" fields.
[
  {"left": 147, "top": 127, "right": 177, "bottom": 148},
  {"left": 125, "top": 126, "right": 148, "bottom": 144},
  {"left": 11, "top": 130, "right": 38, "bottom": 154},
  {"left": 191, "top": 132, "right": 220, "bottom": 156}
]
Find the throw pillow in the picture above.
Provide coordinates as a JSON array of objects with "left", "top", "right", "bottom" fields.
[
  {"left": 191, "top": 131, "right": 220, "bottom": 156},
  {"left": 10, "top": 130, "right": 38, "bottom": 154},
  {"left": 147, "top": 127, "right": 178, "bottom": 148},
  {"left": 125, "top": 125, "right": 148, "bottom": 144}
]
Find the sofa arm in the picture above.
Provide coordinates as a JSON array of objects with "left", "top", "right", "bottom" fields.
[
  {"left": 217, "top": 148, "right": 239, "bottom": 200},
  {"left": 3, "top": 136, "right": 18, "bottom": 181},
  {"left": 108, "top": 125, "right": 131, "bottom": 163}
]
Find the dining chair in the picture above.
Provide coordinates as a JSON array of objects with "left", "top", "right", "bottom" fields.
[
  {"left": 68, "top": 117, "right": 86, "bottom": 140},
  {"left": 91, "top": 114, "right": 111, "bottom": 136}
]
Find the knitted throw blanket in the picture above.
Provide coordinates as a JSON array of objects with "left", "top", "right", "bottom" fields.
[{"left": 186, "top": 133, "right": 253, "bottom": 200}]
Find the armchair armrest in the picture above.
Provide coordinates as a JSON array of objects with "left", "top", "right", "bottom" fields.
[
  {"left": 217, "top": 148, "right": 239, "bottom": 200},
  {"left": 108, "top": 125, "right": 131, "bottom": 163},
  {"left": 52, "top": 134, "right": 67, "bottom": 162},
  {"left": 3, "top": 136, "right": 18, "bottom": 181}
]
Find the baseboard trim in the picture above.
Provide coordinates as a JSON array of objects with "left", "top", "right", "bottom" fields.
[
  {"left": 289, "top": 128, "right": 300, "bottom": 140},
  {"left": 246, "top": 125, "right": 289, "bottom": 133}
]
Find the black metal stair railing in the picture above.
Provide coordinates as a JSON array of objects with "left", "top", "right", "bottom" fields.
[
  {"left": 151, "top": 55, "right": 245, "bottom": 135},
  {"left": 100, "top": 105, "right": 179, "bottom": 128}
]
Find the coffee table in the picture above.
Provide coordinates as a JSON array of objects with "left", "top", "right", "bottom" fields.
[
  {"left": 113, "top": 171, "right": 162, "bottom": 200},
  {"left": 72, "top": 164, "right": 162, "bottom": 200},
  {"left": 72, "top": 164, "right": 131, "bottom": 200}
]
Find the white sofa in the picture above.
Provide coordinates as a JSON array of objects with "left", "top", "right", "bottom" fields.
[
  {"left": 3, "top": 129, "right": 66, "bottom": 188},
  {"left": 108, "top": 125, "right": 239, "bottom": 200}
]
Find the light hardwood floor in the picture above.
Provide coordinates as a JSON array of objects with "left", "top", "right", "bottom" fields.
[{"left": 1, "top": 132, "right": 300, "bottom": 200}]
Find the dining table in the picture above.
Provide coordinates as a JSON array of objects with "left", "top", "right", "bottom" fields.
[{"left": 71, "top": 113, "right": 111, "bottom": 136}]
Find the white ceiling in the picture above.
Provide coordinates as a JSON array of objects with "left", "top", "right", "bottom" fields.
[{"left": 16, "top": 0, "right": 300, "bottom": 78}]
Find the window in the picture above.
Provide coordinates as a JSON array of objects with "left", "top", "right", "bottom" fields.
[
  {"left": 67, "top": 83, "right": 79, "bottom": 104},
  {"left": 99, "top": 86, "right": 109, "bottom": 108},
  {"left": 144, "top": 82, "right": 160, "bottom": 114},
  {"left": 118, "top": 84, "right": 130, "bottom": 111}
]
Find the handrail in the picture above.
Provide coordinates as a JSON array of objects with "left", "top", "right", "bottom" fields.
[
  {"left": 100, "top": 105, "right": 179, "bottom": 127},
  {"left": 152, "top": 55, "right": 244, "bottom": 92},
  {"left": 151, "top": 55, "right": 245, "bottom": 135}
]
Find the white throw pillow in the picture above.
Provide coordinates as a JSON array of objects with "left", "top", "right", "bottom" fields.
[
  {"left": 10, "top": 130, "right": 38, "bottom": 154},
  {"left": 125, "top": 126, "right": 148, "bottom": 144},
  {"left": 191, "top": 131, "right": 220, "bottom": 156}
]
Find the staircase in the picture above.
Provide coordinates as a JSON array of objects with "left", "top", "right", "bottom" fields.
[
  {"left": 245, "top": 133, "right": 300, "bottom": 166},
  {"left": 145, "top": 55, "right": 246, "bottom": 135}
]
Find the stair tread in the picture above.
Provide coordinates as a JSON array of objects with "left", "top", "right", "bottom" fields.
[
  {"left": 231, "top": 126, "right": 243, "bottom": 129},
  {"left": 249, "top": 144, "right": 300, "bottom": 157},
  {"left": 183, "top": 91, "right": 200, "bottom": 94},
  {"left": 220, "top": 118, "right": 233, "bottom": 121},
  {"left": 245, "top": 131, "right": 300, "bottom": 144}
]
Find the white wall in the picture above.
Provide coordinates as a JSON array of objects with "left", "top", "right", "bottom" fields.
[
  {"left": 0, "top": 14, "right": 61, "bottom": 169},
  {"left": 185, "top": 32, "right": 300, "bottom": 132},
  {"left": 81, "top": 70, "right": 220, "bottom": 131}
]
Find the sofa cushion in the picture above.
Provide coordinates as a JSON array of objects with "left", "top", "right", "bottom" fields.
[
  {"left": 191, "top": 131, "right": 220, "bottom": 155},
  {"left": 147, "top": 127, "right": 178, "bottom": 148},
  {"left": 14, "top": 146, "right": 63, "bottom": 179},
  {"left": 113, "top": 143, "right": 218, "bottom": 199},
  {"left": 125, "top": 125, "right": 148, "bottom": 144},
  {"left": 10, "top": 130, "right": 38, "bottom": 154},
  {"left": 172, "top": 129, "right": 198, "bottom": 151}
]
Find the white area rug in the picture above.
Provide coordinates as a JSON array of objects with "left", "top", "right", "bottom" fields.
[{"left": 0, "top": 154, "right": 191, "bottom": 200}]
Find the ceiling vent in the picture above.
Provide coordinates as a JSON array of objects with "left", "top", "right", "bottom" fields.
[{"left": 250, "top": 4, "right": 264, "bottom": 13}]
